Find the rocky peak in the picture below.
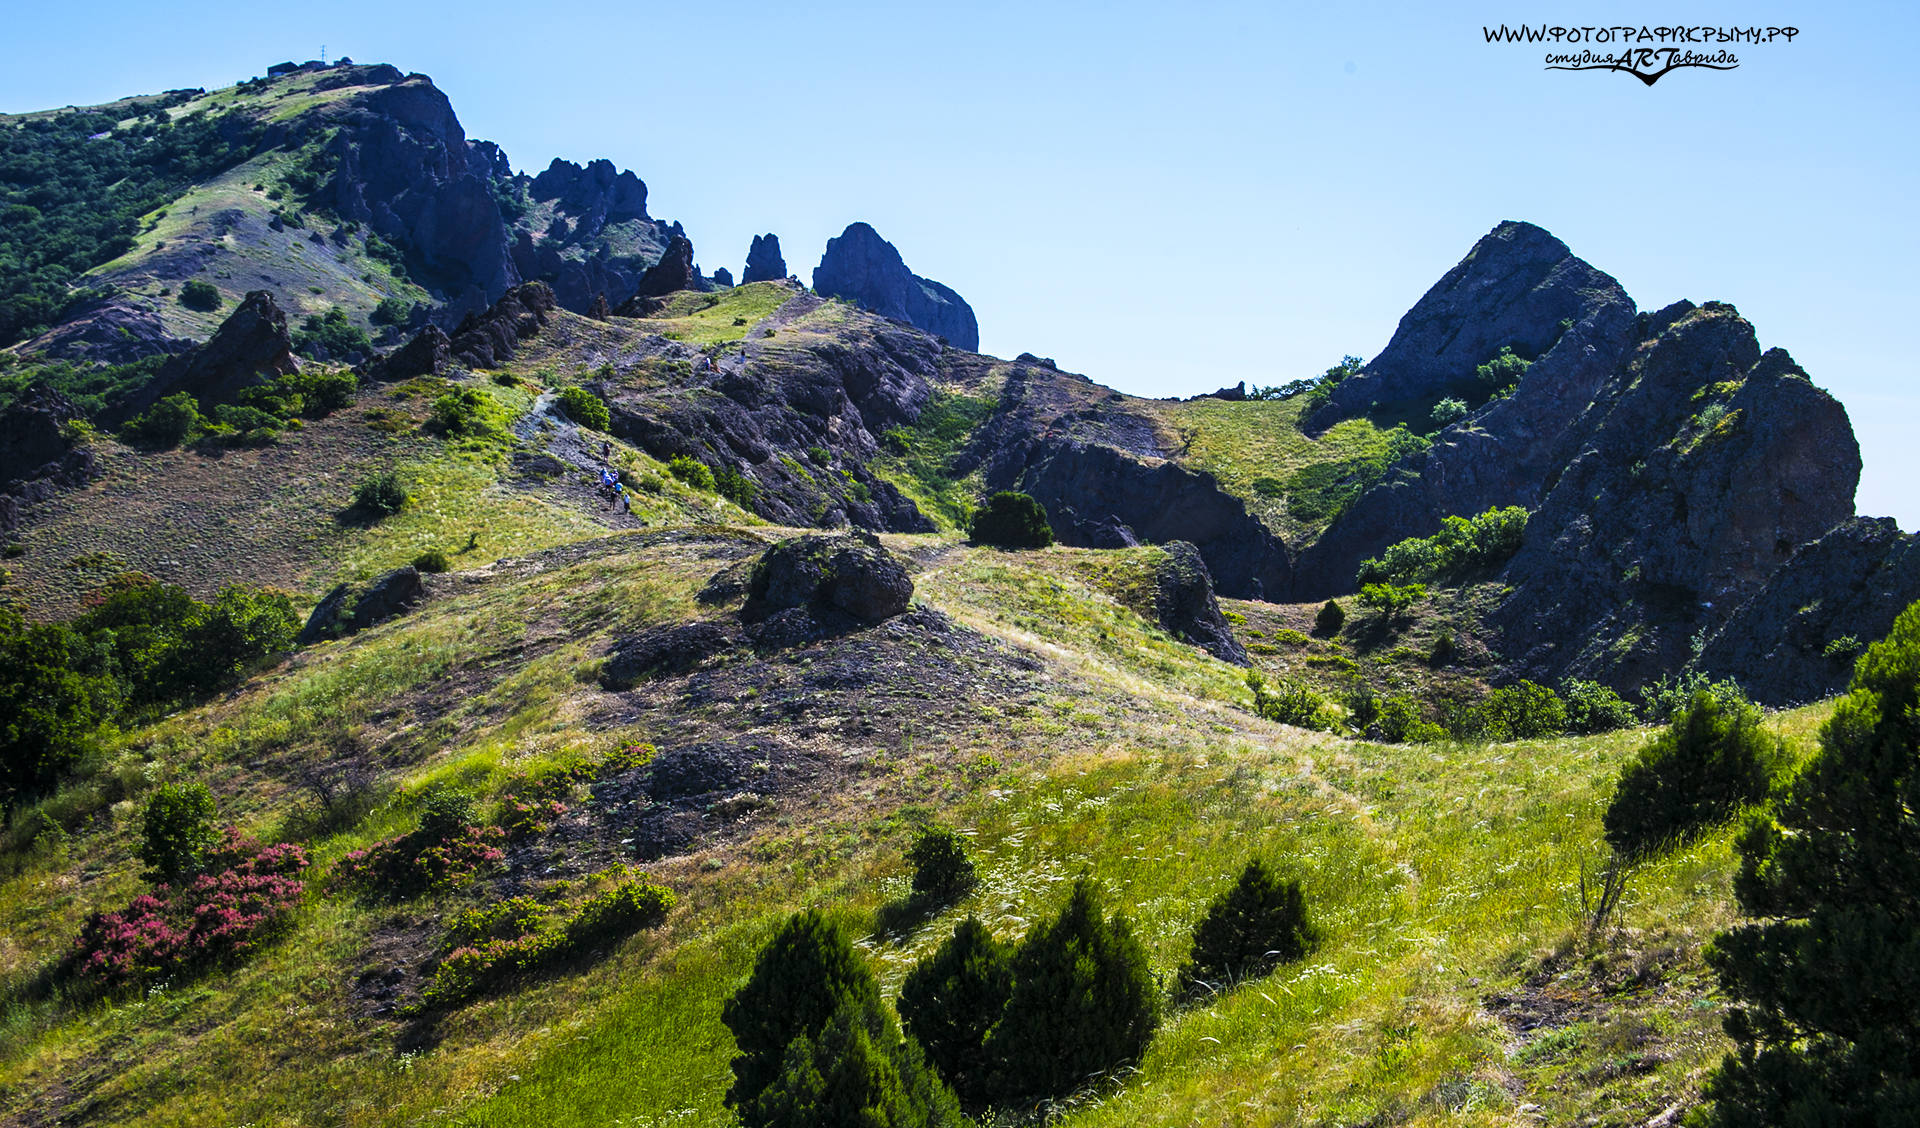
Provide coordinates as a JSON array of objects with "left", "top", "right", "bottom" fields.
[
  {"left": 634, "top": 234, "right": 699, "bottom": 298},
  {"left": 448, "top": 282, "right": 556, "bottom": 369},
  {"left": 529, "top": 157, "right": 649, "bottom": 225},
  {"left": 1310, "top": 220, "right": 1623, "bottom": 431},
  {"left": 812, "top": 222, "right": 979, "bottom": 352},
  {"left": 743, "top": 234, "right": 787, "bottom": 283},
  {"left": 103, "top": 291, "right": 300, "bottom": 426}
]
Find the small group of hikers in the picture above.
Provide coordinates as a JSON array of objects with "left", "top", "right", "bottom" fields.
[{"left": 598, "top": 465, "right": 633, "bottom": 513}]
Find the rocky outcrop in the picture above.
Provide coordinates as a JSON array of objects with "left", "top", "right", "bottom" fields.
[
  {"left": 743, "top": 234, "right": 787, "bottom": 283},
  {"left": 1309, "top": 221, "right": 1626, "bottom": 431},
  {"left": 633, "top": 234, "right": 699, "bottom": 298},
  {"left": 812, "top": 223, "right": 979, "bottom": 351},
  {"left": 709, "top": 268, "right": 733, "bottom": 289},
  {"left": 0, "top": 386, "right": 98, "bottom": 533},
  {"left": 603, "top": 300, "right": 939, "bottom": 533},
  {"left": 602, "top": 621, "right": 741, "bottom": 688},
  {"left": 297, "top": 566, "right": 427, "bottom": 644},
  {"left": 1155, "top": 541, "right": 1249, "bottom": 665},
  {"left": 358, "top": 323, "right": 452, "bottom": 381},
  {"left": 1487, "top": 301, "right": 1860, "bottom": 694},
  {"left": 447, "top": 282, "right": 555, "bottom": 369},
  {"left": 744, "top": 532, "right": 915, "bottom": 630},
  {"left": 1695, "top": 517, "right": 1920, "bottom": 705},
  {"left": 102, "top": 291, "right": 301, "bottom": 426},
  {"left": 587, "top": 293, "right": 611, "bottom": 321},
  {"left": 528, "top": 157, "right": 649, "bottom": 227},
  {"left": 16, "top": 296, "right": 196, "bottom": 364},
  {"left": 1287, "top": 260, "right": 1639, "bottom": 597}
]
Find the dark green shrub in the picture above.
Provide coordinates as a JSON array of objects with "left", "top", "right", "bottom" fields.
[
  {"left": 416, "top": 786, "right": 478, "bottom": 841},
  {"left": 983, "top": 878, "right": 1159, "bottom": 1105},
  {"left": 1478, "top": 680, "right": 1567, "bottom": 740},
  {"left": 715, "top": 466, "right": 758, "bottom": 508},
  {"left": 1430, "top": 397, "right": 1468, "bottom": 425},
  {"left": 556, "top": 385, "right": 610, "bottom": 431},
  {"left": 1429, "top": 633, "right": 1456, "bottom": 666},
  {"left": 1356, "top": 506, "right": 1529, "bottom": 587},
  {"left": 907, "top": 827, "right": 976, "bottom": 906},
  {"left": 1475, "top": 344, "right": 1531, "bottom": 390},
  {"left": 352, "top": 471, "right": 408, "bottom": 516},
  {"left": 1702, "top": 601, "right": 1920, "bottom": 1123},
  {"left": 748, "top": 996, "right": 962, "bottom": 1128},
  {"left": 119, "top": 391, "right": 202, "bottom": 448},
  {"left": 370, "top": 297, "right": 412, "bottom": 325},
  {"left": 181, "top": 584, "right": 298, "bottom": 685},
  {"left": 1563, "top": 679, "right": 1637, "bottom": 734},
  {"left": 430, "top": 388, "right": 502, "bottom": 438},
  {"left": 1181, "top": 859, "right": 1313, "bottom": 990},
  {"left": 1375, "top": 695, "right": 1445, "bottom": 743},
  {"left": 179, "top": 280, "right": 221, "bottom": 311},
  {"left": 139, "top": 781, "right": 217, "bottom": 884},
  {"left": 898, "top": 916, "right": 1012, "bottom": 1109},
  {"left": 1315, "top": 599, "right": 1345, "bottom": 636},
  {"left": 1639, "top": 671, "right": 1748, "bottom": 725},
  {"left": 292, "top": 309, "right": 372, "bottom": 359},
  {"left": 1604, "top": 690, "right": 1781, "bottom": 858},
  {"left": 723, "top": 910, "right": 884, "bottom": 1123},
  {"left": 968, "top": 491, "right": 1053, "bottom": 549},
  {"left": 490, "top": 371, "right": 519, "bottom": 387},
  {"left": 668, "top": 456, "right": 714, "bottom": 491},
  {"left": 1247, "top": 670, "right": 1331, "bottom": 730},
  {"left": 413, "top": 549, "right": 450, "bottom": 574}
]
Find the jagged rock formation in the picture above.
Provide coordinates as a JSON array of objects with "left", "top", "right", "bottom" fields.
[
  {"left": 1308, "top": 221, "right": 1619, "bottom": 431},
  {"left": 16, "top": 296, "right": 196, "bottom": 364},
  {"left": 102, "top": 291, "right": 301, "bottom": 426},
  {"left": 1288, "top": 245, "right": 1638, "bottom": 597},
  {"left": 1155, "top": 541, "right": 1249, "bottom": 665},
  {"left": 710, "top": 268, "right": 733, "bottom": 289},
  {"left": 358, "top": 324, "right": 452, "bottom": 382},
  {"left": 1696, "top": 517, "right": 1920, "bottom": 705},
  {"left": 812, "top": 223, "right": 979, "bottom": 351},
  {"left": 743, "top": 234, "right": 787, "bottom": 283},
  {"left": 448, "top": 282, "right": 556, "bottom": 369},
  {"left": 599, "top": 290, "right": 939, "bottom": 533},
  {"left": 745, "top": 532, "right": 915, "bottom": 624},
  {"left": 1488, "top": 301, "right": 1860, "bottom": 693},
  {"left": 633, "top": 234, "right": 699, "bottom": 298},
  {"left": 528, "top": 157, "right": 648, "bottom": 228},
  {"left": 0, "top": 387, "right": 96, "bottom": 534},
  {"left": 587, "top": 293, "right": 611, "bottom": 321}
]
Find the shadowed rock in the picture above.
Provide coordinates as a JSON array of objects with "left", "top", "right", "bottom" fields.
[
  {"left": 1488, "top": 301, "right": 1859, "bottom": 694},
  {"left": 743, "top": 233, "right": 787, "bottom": 283},
  {"left": 744, "top": 532, "right": 914, "bottom": 626},
  {"left": 297, "top": 566, "right": 427, "bottom": 644},
  {"left": 812, "top": 222, "right": 978, "bottom": 351},
  {"left": 602, "top": 622, "right": 741, "bottom": 688},
  {"left": 101, "top": 291, "right": 301, "bottom": 426},
  {"left": 632, "top": 234, "right": 698, "bottom": 298},
  {"left": 1697, "top": 517, "right": 1920, "bottom": 705},
  {"left": 1156, "top": 541, "right": 1250, "bottom": 665},
  {"left": 358, "top": 324, "right": 452, "bottom": 382},
  {"left": 448, "top": 282, "right": 555, "bottom": 368}
]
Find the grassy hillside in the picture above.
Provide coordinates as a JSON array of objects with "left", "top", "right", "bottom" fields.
[{"left": 0, "top": 440, "right": 1828, "bottom": 1128}]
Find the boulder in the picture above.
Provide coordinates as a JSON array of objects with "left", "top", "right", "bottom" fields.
[
  {"left": 358, "top": 323, "right": 451, "bottom": 382},
  {"left": 447, "top": 281, "right": 555, "bottom": 368},
  {"left": 744, "top": 532, "right": 914, "bottom": 625},
  {"left": 1155, "top": 541, "right": 1250, "bottom": 665},
  {"left": 0, "top": 386, "right": 86, "bottom": 487},
  {"left": 587, "top": 292, "right": 611, "bottom": 321},
  {"left": 602, "top": 621, "right": 740, "bottom": 688},
  {"left": 742, "top": 233, "right": 787, "bottom": 284},
  {"left": 297, "top": 566, "right": 427, "bottom": 644},
  {"left": 633, "top": 234, "right": 698, "bottom": 298},
  {"left": 812, "top": 222, "right": 979, "bottom": 351}
]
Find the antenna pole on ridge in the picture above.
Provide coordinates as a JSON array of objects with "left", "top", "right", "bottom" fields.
[{"left": 321, "top": 45, "right": 328, "bottom": 66}]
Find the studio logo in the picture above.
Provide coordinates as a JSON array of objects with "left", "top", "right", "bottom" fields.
[{"left": 1483, "top": 25, "right": 1799, "bottom": 85}]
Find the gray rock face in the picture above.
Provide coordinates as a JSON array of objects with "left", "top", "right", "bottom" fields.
[
  {"left": 1156, "top": 541, "right": 1250, "bottom": 665},
  {"left": 15, "top": 297, "right": 197, "bottom": 364},
  {"left": 1696, "top": 517, "right": 1920, "bottom": 705},
  {"left": 0, "top": 387, "right": 97, "bottom": 533},
  {"left": 605, "top": 294, "right": 938, "bottom": 533},
  {"left": 745, "top": 532, "right": 914, "bottom": 625},
  {"left": 1287, "top": 263, "right": 1639, "bottom": 597},
  {"left": 743, "top": 234, "right": 787, "bottom": 283},
  {"left": 528, "top": 157, "right": 649, "bottom": 225},
  {"left": 103, "top": 291, "right": 302, "bottom": 427},
  {"left": 1309, "top": 221, "right": 1625, "bottom": 431},
  {"left": 297, "top": 566, "right": 427, "bottom": 644},
  {"left": 812, "top": 223, "right": 979, "bottom": 351},
  {"left": 1487, "top": 301, "right": 1860, "bottom": 694}
]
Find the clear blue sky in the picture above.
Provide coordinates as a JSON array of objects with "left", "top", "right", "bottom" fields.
[{"left": 7, "top": 1, "right": 1914, "bottom": 527}]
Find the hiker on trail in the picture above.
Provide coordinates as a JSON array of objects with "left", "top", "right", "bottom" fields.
[
  {"left": 619, "top": 487, "right": 633, "bottom": 514},
  {"left": 601, "top": 440, "right": 611, "bottom": 460}
]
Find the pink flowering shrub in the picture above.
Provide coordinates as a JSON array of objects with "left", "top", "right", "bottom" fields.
[
  {"left": 67, "top": 828, "right": 308, "bottom": 988},
  {"left": 333, "top": 822, "right": 504, "bottom": 898}
]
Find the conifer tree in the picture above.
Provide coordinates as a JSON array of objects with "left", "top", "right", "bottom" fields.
[
  {"left": 722, "top": 910, "right": 884, "bottom": 1122},
  {"left": 748, "top": 995, "right": 962, "bottom": 1128},
  {"left": 1703, "top": 602, "right": 1920, "bottom": 1124},
  {"left": 1181, "top": 858, "right": 1313, "bottom": 990},
  {"left": 897, "top": 915, "right": 1012, "bottom": 1107},
  {"left": 984, "top": 878, "right": 1159, "bottom": 1105}
]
